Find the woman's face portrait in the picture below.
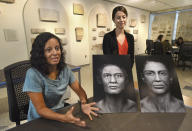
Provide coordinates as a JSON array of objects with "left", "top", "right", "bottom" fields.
[
  {"left": 101, "top": 65, "right": 125, "bottom": 94},
  {"left": 113, "top": 11, "right": 127, "bottom": 29},
  {"left": 44, "top": 38, "right": 61, "bottom": 66},
  {"left": 143, "top": 61, "right": 170, "bottom": 95}
]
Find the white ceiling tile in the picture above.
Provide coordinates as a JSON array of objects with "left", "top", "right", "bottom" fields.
[{"left": 104, "top": 0, "right": 192, "bottom": 11}]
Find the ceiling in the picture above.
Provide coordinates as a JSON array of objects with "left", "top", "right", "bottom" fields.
[{"left": 104, "top": 0, "right": 192, "bottom": 12}]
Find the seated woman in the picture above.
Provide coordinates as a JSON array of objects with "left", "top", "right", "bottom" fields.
[
  {"left": 175, "top": 37, "right": 184, "bottom": 47},
  {"left": 153, "top": 35, "right": 164, "bottom": 55},
  {"left": 162, "top": 40, "right": 171, "bottom": 55},
  {"left": 23, "top": 32, "right": 99, "bottom": 127}
]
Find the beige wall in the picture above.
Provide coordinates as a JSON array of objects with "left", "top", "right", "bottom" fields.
[
  {"left": 0, "top": 0, "right": 149, "bottom": 68},
  {"left": 0, "top": 0, "right": 28, "bottom": 69}
]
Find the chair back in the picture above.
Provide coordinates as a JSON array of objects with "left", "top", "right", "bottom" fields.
[{"left": 4, "top": 60, "right": 31, "bottom": 126}]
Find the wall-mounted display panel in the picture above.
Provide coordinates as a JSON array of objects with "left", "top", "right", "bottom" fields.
[{"left": 39, "top": 8, "right": 59, "bottom": 22}]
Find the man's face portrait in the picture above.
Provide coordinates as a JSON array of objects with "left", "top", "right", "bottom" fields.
[
  {"left": 143, "top": 61, "right": 170, "bottom": 95},
  {"left": 101, "top": 65, "right": 125, "bottom": 94}
]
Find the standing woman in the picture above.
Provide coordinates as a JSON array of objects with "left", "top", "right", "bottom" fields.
[
  {"left": 23, "top": 32, "right": 98, "bottom": 127},
  {"left": 102, "top": 6, "right": 134, "bottom": 67}
]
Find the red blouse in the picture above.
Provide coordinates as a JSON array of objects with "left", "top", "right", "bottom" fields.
[{"left": 117, "top": 37, "right": 128, "bottom": 55}]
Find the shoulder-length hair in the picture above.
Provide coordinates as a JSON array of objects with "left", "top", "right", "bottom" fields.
[{"left": 30, "top": 32, "right": 66, "bottom": 76}]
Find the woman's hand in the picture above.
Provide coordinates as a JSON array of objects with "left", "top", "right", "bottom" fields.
[
  {"left": 81, "top": 102, "right": 99, "bottom": 120},
  {"left": 63, "top": 106, "right": 86, "bottom": 127}
]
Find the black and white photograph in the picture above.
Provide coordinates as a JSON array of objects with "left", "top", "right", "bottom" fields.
[
  {"left": 135, "top": 55, "right": 186, "bottom": 113},
  {"left": 93, "top": 55, "right": 138, "bottom": 113}
]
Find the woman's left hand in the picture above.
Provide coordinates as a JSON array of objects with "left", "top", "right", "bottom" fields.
[{"left": 81, "top": 102, "right": 99, "bottom": 120}]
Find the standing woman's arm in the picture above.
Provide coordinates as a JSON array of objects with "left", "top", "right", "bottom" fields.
[
  {"left": 103, "top": 34, "right": 111, "bottom": 54},
  {"left": 128, "top": 34, "right": 134, "bottom": 68}
]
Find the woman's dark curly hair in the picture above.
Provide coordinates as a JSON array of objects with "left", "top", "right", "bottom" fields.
[{"left": 30, "top": 32, "right": 66, "bottom": 76}]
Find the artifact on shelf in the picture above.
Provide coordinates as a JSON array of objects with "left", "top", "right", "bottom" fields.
[
  {"left": 39, "top": 8, "right": 59, "bottom": 22},
  {"left": 98, "top": 31, "right": 105, "bottom": 37},
  {"left": 0, "top": 0, "right": 14, "bottom": 3},
  {"left": 140, "top": 14, "right": 146, "bottom": 23},
  {"left": 107, "top": 28, "right": 110, "bottom": 31},
  {"left": 4, "top": 29, "right": 18, "bottom": 41},
  {"left": 97, "top": 13, "right": 107, "bottom": 27},
  {"left": 125, "top": 29, "right": 130, "bottom": 33},
  {"left": 31, "top": 28, "right": 45, "bottom": 34},
  {"left": 129, "top": 19, "right": 137, "bottom": 27},
  {"left": 55, "top": 28, "right": 65, "bottom": 35},
  {"left": 92, "top": 37, "right": 97, "bottom": 40},
  {"left": 133, "top": 30, "right": 138, "bottom": 34},
  {"left": 92, "top": 28, "right": 97, "bottom": 31},
  {"left": 73, "top": 3, "right": 84, "bottom": 15},
  {"left": 75, "top": 27, "right": 84, "bottom": 41}
]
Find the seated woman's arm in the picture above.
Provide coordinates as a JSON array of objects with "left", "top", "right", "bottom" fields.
[
  {"left": 28, "top": 92, "right": 86, "bottom": 127},
  {"left": 70, "top": 80, "right": 99, "bottom": 120}
]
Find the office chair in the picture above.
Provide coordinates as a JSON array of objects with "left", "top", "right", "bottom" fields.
[{"left": 4, "top": 60, "right": 31, "bottom": 126}]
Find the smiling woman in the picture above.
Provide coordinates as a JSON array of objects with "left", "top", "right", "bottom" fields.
[
  {"left": 22, "top": 32, "right": 99, "bottom": 127},
  {"left": 102, "top": 6, "right": 134, "bottom": 68}
]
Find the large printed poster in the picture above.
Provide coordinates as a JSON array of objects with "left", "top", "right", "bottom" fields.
[
  {"left": 93, "top": 55, "right": 138, "bottom": 113},
  {"left": 135, "top": 55, "right": 185, "bottom": 112}
]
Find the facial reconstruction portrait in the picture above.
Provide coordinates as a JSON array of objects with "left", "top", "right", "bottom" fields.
[
  {"left": 135, "top": 55, "right": 186, "bottom": 113},
  {"left": 93, "top": 55, "right": 138, "bottom": 113}
]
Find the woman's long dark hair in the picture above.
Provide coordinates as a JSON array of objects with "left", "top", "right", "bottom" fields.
[{"left": 30, "top": 32, "right": 66, "bottom": 76}]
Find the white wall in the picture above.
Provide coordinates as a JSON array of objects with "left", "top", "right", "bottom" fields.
[
  {"left": 0, "top": 0, "right": 28, "bottom": 69},
  {"left": 0, "top": 0, "right": 150, "bottom": 68}
]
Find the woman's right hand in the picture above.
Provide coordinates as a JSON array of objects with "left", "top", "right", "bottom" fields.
[{"left": 63, "top": 106, "right": 86, "bottom": 127}]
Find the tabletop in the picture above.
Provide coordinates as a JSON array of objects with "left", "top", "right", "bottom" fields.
[{"left": 7, "top": 102, "right": 192, "bottom": 131}]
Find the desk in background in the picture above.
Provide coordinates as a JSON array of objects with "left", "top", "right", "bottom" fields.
[
  {"left": 172, "top": 46, "right": 179, "bottom": 62},
  {"left": 69, "top": 65, "right": 81, "bottom": 85}
]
